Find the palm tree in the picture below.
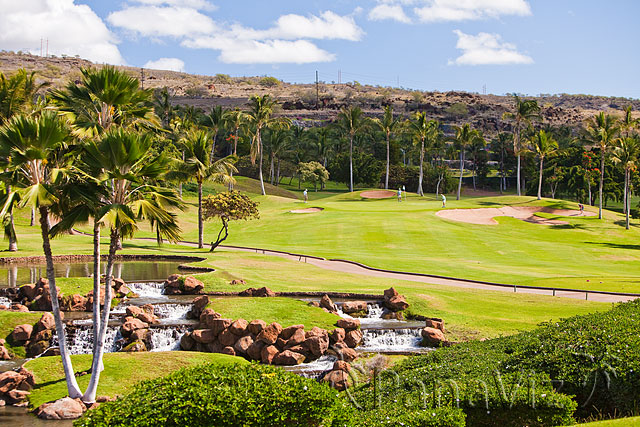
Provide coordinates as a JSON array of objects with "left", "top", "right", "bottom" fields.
[
  {"left": 406, "top": 112, "right": 438, "bottom": 196},
  {"left": 247, "top": 95, "right": 288, "bottom": 195},
  {"left": 452, "top": 124, "right": 483, "bottom": 200},
  {"left": 469, "top": 135, "right": 487, "bottom": 191},
  {"left": 223, "top": 108, "right": 247, "bottom": 156},
  {"left": 583, "top": 112, "right": 620, "bottom": 219},
  {"left": 492, "top": 133, "right": 512, "bottom": 194},
  {"left": 80, "top": 129, "right": 182, "bottom": 402},
  {"left": 336, "top": 106, "right": 369, "bottom": 192},
  {"left": 201, "top": 106, "right": 225, "bottom": 159},
  {"left": 169, "top": 130, "right": 236, "bottom": 248},
  {"left": 503, "top": 94, "right": 540, "bottom": 196},
  {"left": 153, "top": 87, "right": 174, "bottom": 129},
  {"left": 612, "top": 136, "right": 640, "bottom": 229},
  {"left": 530, "top": 130, "right": 559, "bottom": 200},
  {"left": 264, "top": 127, "right": 291, "bottom": 186},
  {"left": 373, "top": 106, "right": 402, "bottom": 189},
  {"left": 0, "top": 111, "right": 83, "bottom": 398}
]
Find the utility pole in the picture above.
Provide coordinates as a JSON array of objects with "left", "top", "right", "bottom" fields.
[
  {"left": 46, "top": 39, "right": 48, "bottom": 58},
  {"left": 315, "top": 70, "right": 319, "bottom": 110},
  {"left": 40, "top": 38, "right": 43, "bottom": 57},
  {"left": 338, "top": 69, "right": 341, "bottom": 84},
  {"left": 141, "top": 68, "right": 145, "bottom": 89}
]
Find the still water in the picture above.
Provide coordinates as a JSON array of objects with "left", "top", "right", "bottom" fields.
[{"left": 0, "top": 261, "right": 184, "bottom": 288}]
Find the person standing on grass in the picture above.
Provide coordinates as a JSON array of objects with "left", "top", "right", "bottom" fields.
[
  {"left": 579, "top": 203, "right": 584, "bottom": 215},
  {"left": 398, "top": 188, "right": 402, "bottom": 202},
  {"left": 441, "top": 193, "right": 446, "bottom": 208},
  {"left": 303, "top": 189, "right": 308, "bottom": 203}
]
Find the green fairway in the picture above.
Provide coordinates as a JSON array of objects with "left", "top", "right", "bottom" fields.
[
  {"left": 24, "top": 351, "right": 246, "bottom": 408},
  {"left": 572, "top": 417, "right": 640, "bottom": 426}
]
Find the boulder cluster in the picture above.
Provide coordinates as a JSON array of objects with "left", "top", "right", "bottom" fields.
[
  {"left": 163, "top": 274, "right": 204, "bottom": 295},
  {"left": 10, "top": 312, "right": 59, "bottom": 358},
  {"left": 0, "top": 277, "right": 134, "bottom": 313},
  {"left": 180, "top": 296, "right": 362, "bottom": 366},
  {"left": 0, "top": 367, "right": 35, "bottom": 406},
  {"left": 117, "top": 305, "right": 160, "bottom": 352},
  {"left": 421, "top": 318, "right": 449, "bottom": 347}
]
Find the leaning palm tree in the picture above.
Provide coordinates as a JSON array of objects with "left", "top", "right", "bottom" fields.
[
  {"left": 530, "top": 130, "right": 559, "bottom": 200},
  {"left": 582, "top": 112, "right": 620, "bottom": 219},
  {"left": 168, "top": 129, "right": 236, "bottom": 248},
  {"left": 247, "top": 95, "right": 288, "bottom": 195},
  {"left": 612, "top": 136, "right": 640, "bottom": 229},
  {"left": 200, "top": 106, "right": 225, "bottom": 159},
  {"left": 372, "top": 106, "right": 402, "bottom": 189},
  {"left": 503, "top": 94, "right": 540, "bottom": 196},
  {"left": 406, "top": 112, "right": 437, "bottom": 196},
  {"left": 80, "top": 129, "right": 182, "bottom": 402},
  {"left": 335, "top": 106, "right": 369, "bottom": 192},
  {"left": 0, "top": 111, "right": 82, "bottom": 398},
  {"left": 452, "top": 124, "right": 483, "bottom": 200}
]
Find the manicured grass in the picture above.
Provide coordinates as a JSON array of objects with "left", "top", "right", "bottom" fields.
[
  {"left": 206, "top": 296, "right": 339, "bottom": 330},
  {"left": 572, "top": 417, "right": 640, "bottom": 426},
  {"left": 56, "top": 277, "right": 94, "bottom": 295},
  {"left": 24, "top": 351, "right": 246, "bottom": 408},
  {"left": 0, "top": 311, "right": 43, "bottom": 358}
]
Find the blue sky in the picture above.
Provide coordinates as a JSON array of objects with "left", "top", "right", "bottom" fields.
[{"left": 1, "top": 1, "right": 638, "bottom": 98}]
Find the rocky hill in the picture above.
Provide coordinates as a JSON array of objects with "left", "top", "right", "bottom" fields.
[{"left": 2, "top": 51, "right": 638, "bottom": 134}]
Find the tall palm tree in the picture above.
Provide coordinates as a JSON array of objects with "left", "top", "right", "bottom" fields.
[
  {"left": 223, "top": 108, "right": 247, "bottom": 156},
  {"left": 336, "top": 106, "right": 369, "bottom": 192},
  {"left": 503, "top": 94, "right": 540, "bottom": 196},
  {"left": 0, "top": 111, "right": 83, "bottom": 398},
  {"left": 201, "top": 106, "right": 225, "bottom": 159},
  {"left": 153, "top": 87, "right": 173, "bottom": 129},
  {"left": 80, "top": 129, "right": 182, "bottom": 402},
  {"left": 612, "top": 136, "right": 640, "bottom": 229},
  {"left": 469, "top": 135, "right": 487, "bottom": 191},
  {"left": 452, "top": 123, "right": 483, "bottom": 200},
  {"left": 530, "top": 130, "right": 559, "bottom": 200},
  {"left": 583, "top": 112, "right": 620, "bottom": 219},
  {"left": 169, "top": 130, "right": 236, "bottom": 248},
  {"left": 373, "top": 106, "right": 402, "bottom": 189},
  {"left": 406, "top": 112, "right": 438, "bottom": 196},
  {"left": 264, "top": 127, "right": 291, "bottom": 186},
  {"left": 247, "top": 95, "right": 288, "bottom": 195}
]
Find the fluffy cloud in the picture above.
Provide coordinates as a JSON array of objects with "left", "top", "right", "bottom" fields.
[
  {"left": 107, "top": 5, "right": 216, "bottom": 38},
  {"left": 0, "top": 0, "right": 124, "bottom": 64},
  {"left": 131, "top": 0, "right": 216, "bottom": 10},
  {"left": 368, "top": 4, "right": 411, "bottom": 23},
  {"left": 143, "top": 57, "right": 185, "bottom": 71},
  {"left": 449, "top": 30, "right": 533, "bottom": 65}
]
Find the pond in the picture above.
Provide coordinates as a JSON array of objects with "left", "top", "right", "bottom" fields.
[{"left": 0, "top": 261, "right": 185, "bottom": 288}]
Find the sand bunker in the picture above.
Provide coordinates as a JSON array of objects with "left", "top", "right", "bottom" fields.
[
  {"left": 360, "top": 190, "right": 396, "bottom": 199},
  {"left": 436, "top": 206, "right": 595, "bottom": 225},
  {"left": 290, "top": 207, "right": 324, "bottom": 213}
]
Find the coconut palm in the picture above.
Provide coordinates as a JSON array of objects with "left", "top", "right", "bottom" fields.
[
  {"left": 372, "top": 106, "right": 402, "bottom": 189},
  {"left": 247, "top": 95, "right": 288, "bottom": 195},
  {"left": 223, "top": 108, "right": 247, "bottom": 156},
  {"left": 530, "top": 130, "right": 559, "bottom": 200},
  {"left": 583, "top": 112, "right": 620, "bottom": 219},
  {"left": 469, "top": 135, "right": 487, "bottom": 191},
  {"left": 452, "top": 124, "right": 483, "bottom": 200},
  {"left": 201, "top": 106, "right": 225, "bottom": 159},
  {"left": 169, "top": 130, "right": 236, "bottom": 248},
  {"left": 336, "top": 106, "right": 369, "bottom": 192},
  {"left": 406, "top": 113, "right": 437, "bottom": 196},
  {"left": 79, "top": 129, "right": 182, "bottom": 402},
  {"left": 503, "top": 94, "right": 540, "bottom": 196},
  {"left": 153, "top": 87, "right": 174, "bottom": 129},
  {"left": 612, "top": 136, "right": 640, "bottom": 229},
  {"left": 264, "top": 127, "right": 291, "bottom": 186},
  {"left": 0, "top": 111, "right": 83, "bottom": 398},
  {"left": 310, "top": 126, "right": 333, "bottom": 168}
]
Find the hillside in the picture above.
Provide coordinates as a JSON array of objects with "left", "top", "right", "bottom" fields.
[{"left": 2, "top": 51, "right": 639, "bottom": 134}]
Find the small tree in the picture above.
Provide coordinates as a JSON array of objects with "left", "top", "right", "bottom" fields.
[
  {"left": 203, "top": 191, "right": 259, "bottom": 251},
  {"left": 297, "top": 161, "right": 329, "bottom": 191}
]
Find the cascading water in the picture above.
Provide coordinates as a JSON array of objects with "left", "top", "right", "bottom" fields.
[
  {"left": 54, "top": 325, "right": 123, "bottom": 355},
  {"left": 153, "top": 303, "right": 191, "bottom": 321},
  {"left": 149, "top": 326, "right": 189, "bottom": 352},
  {"left": 283, "top": 355, "right": 338, "bottom": 379},
  {"left": 359, "top": 328, "right": 423, "bottom": 352},
  {"left": 127, "top": 281, "right": 165, "bottom": 298}
]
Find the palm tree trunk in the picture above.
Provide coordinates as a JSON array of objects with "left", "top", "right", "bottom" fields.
[
  {"left": 210, "top": 132, "right": 217, "bottom": 160},
  {"left": 30, "top": 207, "right": 35, "bottom": 226},
  {"left": 269, "top": 154, "right": 275, "bottom": 186},
  {"left": 198, "top": 181, "right": 203, "bottom": 248},
  {"left": 599, "top": 151, "right": 604, "bottom": 219},
  {"left": 417, "top": 139, "right": 424, "bottom": 196},
  {"left": 472, "top": 155, "right": 477, "bottom": 191},
  {"left": 587, "top": 180, "right": 592, "bottom": 205},
  {"left": 276, "top": 158, "right": 281, "bottom": 187},
  {"left": 623, "top": 173, "right": 628, "bottom": 215},
  {"left": 500, "top": 147, "right": 504, "bottom": 195},
  {"left": 91, "top": 220, "right": 101, "bottom": 354},
  {"left": 516, "top": 154, "right": 522, "bottom": 197},
  {"left": 385, "top": 132, "right": 390, "bottom": 190},
  {"left": 625, "top": 169, "right": 630, "bottom": 230},
  {"left": 537, "top": 157, "right": 544, "bottom": 200},
  {"left": 349, "top": 135, "right": 354, "bottom": 192},
  {"left": 457, "top": 150, "right": 464, "bottom": 200},
  {"left": 258, "top": 131, "right": 266, "bottom": 196},
  {"left": 38, "top": 206, "right": 82, "bottom": 398},
  {"left": 83, "top": 228, "right": 118, "bottom": 403},
  {"left": 7, "top": 184, "right": 17, "bottom": 251}
]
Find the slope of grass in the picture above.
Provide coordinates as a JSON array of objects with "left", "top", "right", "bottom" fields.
[
  {"left": 24, "top": 351, "right": 246, "bottom": 408},
  {"left": 0, "top": 311, "right": 43, "bottom": 358},
  {"left": 572, "top": 417, "right": 640, "bottom": 426}
]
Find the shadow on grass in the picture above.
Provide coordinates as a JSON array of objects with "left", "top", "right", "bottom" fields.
[
  {"left": 585, "top": 241, "right": 640, "bottom": 250},
  {"left": 613, "top": 220, "right": 640, "bottom": 228}
]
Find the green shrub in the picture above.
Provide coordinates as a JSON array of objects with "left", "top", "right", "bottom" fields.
[
  {"left": 75, "top": 363, "right": 353, "bottom": 427},
  {"left": 259, "top": 76, "right": 281, "bottom": 87},
  {"left": 353, "top": 406, "right": 466, "bottom": 426}
]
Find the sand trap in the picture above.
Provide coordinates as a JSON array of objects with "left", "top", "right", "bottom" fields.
[
  {"left": 290, "top": 207, "right": 324, "bottom": 213},
  {"left": 360, "top": 190, "right": 396, "bottom": 199},
  {"left": 436, "top": 206, "right": 596, "bottom": 226}
]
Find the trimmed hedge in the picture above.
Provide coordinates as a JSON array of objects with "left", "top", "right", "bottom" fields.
[{"left": 74, "top": 363, "right": 354, "bottom": 427}]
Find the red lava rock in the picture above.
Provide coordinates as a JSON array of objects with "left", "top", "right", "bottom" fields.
[
  {"left": 331, "top": 343, "right": 358, "bottom": 362},
  {"left": 191, "top": 329, "right": 216, "bottom": 344},
  {"left": 12, "top": 324, "right": 33, "bottom": 341},
  {"left": 221, "top": 346, "right": 236, "bottom": 356},
  {"left": 421, "top": 327, "right": 447, "bottom": 347},
  {"left": 218, "top": 329, "right": 237, "bottom": 347},
  {"left": 36, "top": 397, "right": 86, "bottom": 420},
  {"left": 344, "top": 329, "right": 363, "bottom": 348},
  {"left": 246, "top": 341, "right": 265, "bottom": 360},
  {"left": 247, "top": 319, "right": 266, "bottom": 335},
  {"left": 256, "top": 322, "right": 282, "bottom": 345},
  {"left": 10, "top": 304, "right": 29, "bottom": 312},
  {"left": 180, "top": 333, "right": 195, "bottom": 350},
  {"left": 425, "top": 318, "right": 445, "bottom": 332},
  {"left": 342, "top": 301, "right": 368, "bottom": 314},
  {"left": 280, "top": 324, "right": 304, "bottom": 340},
  {"left": 333, "top": 360, "right": 351, "bottom": 372},
  {"left": 19, "top": 284, "right": 37, "bottom": 300},
  {"left": 261, "top": 345, "right": 279, "bottom": 364},
  {"left": 253, "top": 287, "right": 276, "bottom": 297},
  {"left": 322, "top": 370, "right": 350, "bottom": 391},
  {"left": 35, "top": 312, "right": 56, "bottom": 332},
  {"left": 319, "top": 294, "right": 337, "bottom": 312},
  {"left": 182, "top": 276, "right": 204, "bottom": 294},
  {"left": 125, "top": 306, "right": 143, "bottom": 317},
  {"left": 285, "top": 328, "right": 306, "bottom": 347},
  {"left": 336, "top": 318, "right": 360, "bottom": 330},
  {"left": 234, "top": 336, "right": 254, "bottom": 355},
  {"left": 137, "top": 312, "right": 158, "bottom": 325},
  {"left": 229, "top": 319, "right": 249, "bottom": 336},
  {"left": 120, "top": 319, "right": 149, "bottom": 338},
  {"left": 329, "top": 328, "right": 345, "bottom": 344},
  {"left": 304, "top": 336, "right": 329, "bottom": 357},
  {"left": 210, "top": 318, "right": 233, "bottom": 335},
  {"left": 273, "top": 350, "right": 306, "bottom": 365}
]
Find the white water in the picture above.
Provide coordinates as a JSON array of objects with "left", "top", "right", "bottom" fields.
[
  {"left": 149, "top": 326, "right": 188, "bottom": 352},
  {"left": 284, "top": 355, "right": 337, "bottom": 379},
  {"left": 154, "top": 303, "right": 190, "bottom": 321},
  {"left": 127, "top": 281, "right": 165, "bottom": 298},
  {"left": 55, "top": 325, "right": 123, "bottom": 355},
  {"left": 360, "top": 328, "right": 423, "bottom": 352}
]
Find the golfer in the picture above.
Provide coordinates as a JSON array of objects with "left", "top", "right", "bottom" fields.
[
  {"left": 578, "top": 203, "right": 584, "bottom": 215},
  {"left": 397, "top": 188, "right": 402, "bottom": 202},
  {"left": 303, "top": 189, "right": 308, "bottom": 203},
  {"left": 441, "top": 193, "right": 446, "bottom": 208}
]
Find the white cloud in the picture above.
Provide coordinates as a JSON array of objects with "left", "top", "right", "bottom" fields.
[
  {"left": 368, "top": 4, "right": 412, "bottom": 23},
  {"left": 449, "top": 30, "right": 533, "bottom": 65},
  {"left": 131, "top": 0, "right": 217, "bottom": 11},
  {"left": 415, "top": 0, "right": 531, "bottom": 22},
  {"left": 0, "top": 0, "right": 124, "bottom": 64},
  {"left": 183, "top": 37, "right": 335, "bottom": 64},
  {"left": 143, "top": 57, "right": 185, "bottom": 71},
  {"left": 107, "top": 5, "right": 216, "bottom": 38}
]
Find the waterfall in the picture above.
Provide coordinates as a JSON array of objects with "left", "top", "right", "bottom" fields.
[
  {"left": 54, "top": 325, "right": 123, "bottom": 355},
  {"left": 283, "top": 355, "right": 337, "bottom": 379},
  {"left": 360, "top": 328, "right": 423, "bottom": 352},
  {"left": 149, "top": 326, "right": 189, "bottom": 352},
  {"left": 153, "top": 304, "right": 191, "bottom": 321},
  {"left": 126, "top": 282, "right": 165, "bottom": 298}
]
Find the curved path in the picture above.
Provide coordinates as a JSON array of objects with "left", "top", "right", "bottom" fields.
[{"left": 141, "top": 237, "right": 636, "bottom": 303}]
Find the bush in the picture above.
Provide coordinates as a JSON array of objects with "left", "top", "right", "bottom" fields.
[
  {"left": 386, "top": 164, "right": 455, "bottom": 194},
  {"left": 329, "top": 152, "right": 383, "bottom": 187},
  {"left": 259, "top": 76, "right": 281, "bottom": 87},
  {"left": 75, "top": 363, "right": 353, "bottom": 427}
]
